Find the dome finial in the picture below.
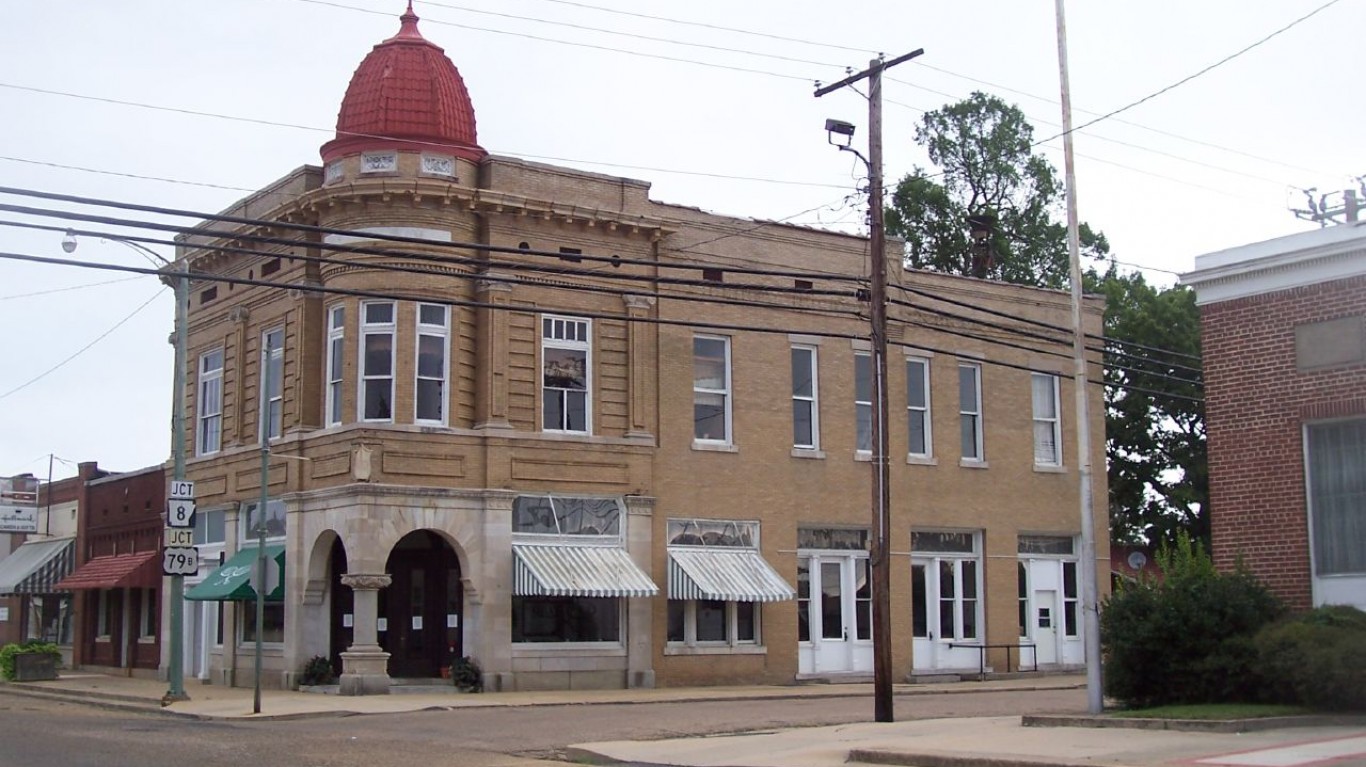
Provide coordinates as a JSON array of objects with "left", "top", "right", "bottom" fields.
[{"left": 395, "top": 1, "right": 421, "bottom": 39}]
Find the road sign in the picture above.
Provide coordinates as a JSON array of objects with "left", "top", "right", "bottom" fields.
[
  {"left": 162, "top": 547, "right": 199, "bottom": 576},
  {"left": 167, "top": 499, "right": 196, "bottom": 528},
  {"left": 168, "top": 480, "right": 195, "bottom": 500},
  {"left": 249, "top": 549, "right": 283, "bottom": 597},
  {"left": 165, "top": 528, "right": 194, "bottom": 547}
]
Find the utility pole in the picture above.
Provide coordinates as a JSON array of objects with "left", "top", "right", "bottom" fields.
[
  {"left": 816, "top": 47, "right": 923, "bottom": 724},
  {"left": 166, "top": 264, "right": 190, "bottom": 703},
  {"left": 1054, "top": 0, "right": 1103, "bottom": 715}
]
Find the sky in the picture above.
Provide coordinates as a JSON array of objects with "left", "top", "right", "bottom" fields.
[{"left": 0, "top": 0, "right": 1359, "bottom": 481}]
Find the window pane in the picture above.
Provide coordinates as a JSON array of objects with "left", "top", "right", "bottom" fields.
[
  {"left": 694, "top": 393, "right": 727, "bottom": 441},
  {"left": 856, "top": 403, "right": 872, "bottom": 452},
  {"left": 329, "top": 337, "right": 344, "bottom": 379},
  {"left": 1034, "top": 422, "right": 1058, "bottom": 464},
  {"left": 1308, "top": 420, "right": 1366, "bottom": 575},
  {"left": 911, "top": 564, "right": 927, "bottom": 638},
  {"left": 820, "top": 562, "right": 842, "bottom": 640},
  {"left": 793, "top": 400, "right": 814, "bottom": 447},
  {"left": 1032, "top": 374, "right": 1057, "bottom": 418},
  {"left": 961, "top": 599, "right": 978, "bottom": 640},
  {"left": 696, "top": 600, "right": 727, "bottom": 642},
  {"left": 961, "top": 414, "right": 979, "bottom": 459},
  {"left": 241, "top": 603, "right": 285, "bottom": 643},
  {"left": 1063, "top": 561, "right": 1078, "bottom": 598},
  {"left": 855, "top": 353, "right": 871, "bottom": 402},
  {"left": 565, "top": 391, "right": 587, "bottom": 432},
  {"left": 908, "top": 410, "right": 926, "bottom": 454},
  {"left": 1019, "top": 535, "right": 1075, "bottom": 555},
  {"left": 958, "top": 365, "right": 978, "bottom": 411},
  {"left": 543, "top": 348, "right": 587, "bottom": 390},
  {"left": 797, "top": 560, "right": 810, "bottom": 642},
  {"left": 912, "top": 531, "right": 975, "bottom": 553},
  {"left": 693, "top": 338, "right": 727, "bottom": 389},
  {"left": 364, "top": 334, "right": 392, "bottom": 376},
  {"left": 543, "top": 391, "right": 564, "bottom": 431},
  {"left": 418, "top": 334, "right": 445, "bottom": 378},
  {"left": 364, "top": 379, "right": 391, "bottom": 420},
  {"left": 736, "top": 601, "right": 756, "bottom": 643},
  {"left": 416, "top": 379, "right": 443, "bottom": 421},
  {"left": 791, "top": 348, "right": 813, "bottom": 398},
  {"left": 365, "top": 302, "right": 393, "bottom": 324},
  {"left": 1018, "top": 563, "right": 1028, "bottom": 637},
  {"left": 511, "top": 596, "right": 620, "bottom": 642},
  {"left": 667, "top": 601, "right": 686, "bottom": 642},
  {"left": 907, "top": 360, "right": 926, "bottom": 407},
  {"left": 962, "top": 561, "right": 977, "bottom": 598},
  {"left": 419, "top": 304, "right": 446, "bottom": 326}
]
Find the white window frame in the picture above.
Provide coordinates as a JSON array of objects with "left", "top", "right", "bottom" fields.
[
  {"left": 540, "top": 315, "right": 591, "bottom": 434},
  {"left": 238, "top": 602, "right": 285, "bottom": 647},
  {"left": 359, "top": 301, "right": 395, "bottom": 423},
  {"left": 692, "top": 334, "right": 733, "bottom": 446},
  {"left": 668, "top": 600, "right": 759, "bottom": 647},
  {"left": 415, "top": 303, "right": 450, "bottom": 425},
  {"left": 958, "top": 362, "right": 984, "bottom": 463},
  {"left": 906, "top": 356, "right": 932, "bottom": 459},
  {"left": 325, "top": 305, "right": 344, "bottom": 427},
  {"left": 260, "top": 327, "right": 284, "bottom": 442},
  {"left": 791, "top": 345, "right": 820, "bottom": 450},
  {"left": 196, "top": 348, "right": 224, "bottom": 456},
  {"left": 1031, "top": 373, "right": 1062, "bottom": 467}
]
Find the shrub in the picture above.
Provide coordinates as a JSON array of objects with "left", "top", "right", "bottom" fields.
[
  {"left": 1101, "top": 533, "right": 1282, "bottom": 708},
  {"left": 299, "top": 655, "right": 337, "bottom": 686},
  {"left": 1254, "top": 606, "right": 1366, "bottom": 711},
  {"left": 0, "top": 641, "right": 62, "bottom": 681},
  {"left": 450, "top": 655, "right": 482, "bottom": 692}
]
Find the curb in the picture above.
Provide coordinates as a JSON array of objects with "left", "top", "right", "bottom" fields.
[
  {"left": 1023, "top": 713, "right": 1366, "bottom": 734},
  {"left": 848, "top": 750, "right": 1121, "bottom": 767}
]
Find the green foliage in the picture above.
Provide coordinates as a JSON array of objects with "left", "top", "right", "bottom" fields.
[
  {"left": 1102, "top": 534, "right": 1282, "bottom": 708},
  {"left": 1095, "top": 267, "right": 1206, "bottom": 548},
  {"left": 0, "top": 641, "right": 62, "bottom": 681},
  {"left": 299, "top": 654, "right": 336, "bottom": 686},
  {"left": 1254, "top": 606, "right": 1366, "bottom": 711},
  {"left": 450, "top": 655, "right": 482, "bottom": 692}
]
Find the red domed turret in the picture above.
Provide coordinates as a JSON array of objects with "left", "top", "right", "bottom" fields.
[{"left": 321, "top": 2, "right": 484, "bottom": 163}]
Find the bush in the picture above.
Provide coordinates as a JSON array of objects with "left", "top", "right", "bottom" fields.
[
  {"left": 450, "top": 655, "right": 482, "bottom": 692},
  {"left": 1254, "top": 606, "right": 1366, "bottom": 711},
  {"left": 0, "top": 641, "right": 62, "bottom": 681},
  {"left": 1101, "top": 533, "right": 1283, "bottom": 708},
  {"left": 299, "top": 655, "right": 337, "bottom": 686}
]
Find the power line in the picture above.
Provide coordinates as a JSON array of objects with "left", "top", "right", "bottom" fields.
[
  {"left": 0, "top": 275, "right": 147, "bottom": 301},
  {"left": 0, "top": 288, "right": 166, "bottom": 401}
]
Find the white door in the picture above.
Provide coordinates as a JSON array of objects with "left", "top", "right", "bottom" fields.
[
  {"left": 1020, "top": 558, "right": 1083, "bottom": 668},
  {"left": 911, "top": 557, "right": 983, "bottom": 672},
  {"left": 797, "top": 554, "right": 872, "bottom": 674},
  {"left": 1032, "top": 589, "right": 1059, "bottom": 665}
]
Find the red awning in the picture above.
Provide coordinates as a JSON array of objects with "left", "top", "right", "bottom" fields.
[{"left": 54, "top": 550, "right": 161, "bottom": 591}]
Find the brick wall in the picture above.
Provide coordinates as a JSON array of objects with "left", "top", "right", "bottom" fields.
[{"left": 1202, "top": 274, "right": 1366, "bottom": 610}]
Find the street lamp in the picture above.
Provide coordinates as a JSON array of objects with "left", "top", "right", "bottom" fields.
[{"left": 61, "top": 230, "right": 191, "bottom": 703}]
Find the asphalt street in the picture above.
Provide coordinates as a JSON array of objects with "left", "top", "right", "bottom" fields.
[{"left": 0, "top": 684, "right": 1087, "bottom": 767}]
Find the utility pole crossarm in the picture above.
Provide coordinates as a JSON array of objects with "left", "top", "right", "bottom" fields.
[{"left": 814, "top": 49, "right": 924, "bottom": 97}]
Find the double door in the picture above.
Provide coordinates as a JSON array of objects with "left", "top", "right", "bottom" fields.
[
  {"left": 379, "top": 532, "right": 462, "bottom": 678},
  {"left": 797, "top": 553, "right": 873, "bottom": 675}
]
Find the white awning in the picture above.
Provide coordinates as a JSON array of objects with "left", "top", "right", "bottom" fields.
[
  {"left": 668, "top": 547, "right": 796, "bottom": 603},
  {"left": 513, "top": 543, "right": 658, "bottom": 598},
  {"left": 0, "top": 537, "right": 76, "bottom": 595}
]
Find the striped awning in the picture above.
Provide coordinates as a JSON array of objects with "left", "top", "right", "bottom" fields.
[
  {"left": 0, "top": 537, "right": 76, "bottom": 595},
  {"left": 667, "top": 547, "right": 796, "bottom": 603},
  {"left": 513, "top": 543, "right": 657, "bottom": 598}
]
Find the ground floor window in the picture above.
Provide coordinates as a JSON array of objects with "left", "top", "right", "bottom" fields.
[
  {"left": 1307, "top": 419, "right": 1366, "bottom": 576},
  {"left": 911, "top": 530, "right": 981, "bottom": 642},
  {"left": 239, "top": 603, "right": 284, "bottom": 644},
  {"left": 26, "top": 595, "right": 72, "bottom": 644},
  {"left": 138, "top": 590, "right": 157, "bottom": 639},
  {"left": 512, "top": 596, "right": 620, "bottom": 643},
  {"left": 668, "top": 600, "right": 757, "bottom": 645}
]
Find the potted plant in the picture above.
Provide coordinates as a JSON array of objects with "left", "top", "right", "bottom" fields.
[
  {"left": 298, "top": 655, "right": 337, "bottom": 688},
  {"left": 450, "top": 655, "right": 483, "bottom": 693},
  {"left": 1, "top": 641, "right": 61, "bottom": 682}
]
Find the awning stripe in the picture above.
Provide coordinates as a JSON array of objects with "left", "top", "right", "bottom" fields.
[
  {"left": 0, "top": 537, "right": 76, "bottom": 595},
  {"left": 513, "top": 543, "right": 657, "bottom": 598},
  {"left": 667, "top": 547, "right": 796, "bottom": 603},
  {"left": 54, "top": 550, "right": 160, "bottom": 591}
]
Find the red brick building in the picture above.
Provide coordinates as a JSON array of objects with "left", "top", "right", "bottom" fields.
[{"left": 1184, "top": 225, "right": 1366, "bottom": 611}]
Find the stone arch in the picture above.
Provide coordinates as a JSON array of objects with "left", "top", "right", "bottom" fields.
[{"left": 303, "top": 528, "right": 345, "bottom": 606}]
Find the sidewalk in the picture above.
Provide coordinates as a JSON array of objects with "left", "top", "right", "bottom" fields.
[{"left": 2, "top": 671, "right": 1084, "bottom": 720}]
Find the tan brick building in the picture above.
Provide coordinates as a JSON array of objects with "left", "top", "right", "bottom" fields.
[{"left": 167, "top": 6, "right": 1108, "bottom": 693}]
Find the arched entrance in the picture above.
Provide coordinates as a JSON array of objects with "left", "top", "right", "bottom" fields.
[
  {"left": 379, "top": 530, "right": 462, "bottom": 678},
  {"left": 327, "top": 537, "right": 353, "bottom": 677}
]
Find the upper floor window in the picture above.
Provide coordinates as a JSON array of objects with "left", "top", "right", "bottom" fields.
[
  {"left": 192, "top": 509, "right": 227, "bottom": 546},
  {"left": 958, "top": 362, "right": 983, "bottom": 462},
  {"left": 197, "top": 348, "right": 224, "bottom": 456},
  {"left": 260, "top": 328, "right": 283, "bottom": 442},
  {"left": 416, "top": 304, "right": 450, "bottom": 425},
  {"left": 241, "top": 498, "right": 287, "bottom": 540},
  {"left": 1031, "top": 373, "right": 1061, "bottom": 466},
  {"left": 360, "top": 301, "right": 395, "bottom": 422},
  {"left": 541, "top": 316, "right": 590, "bottom": 433},
  {"left": 693, "top": 335, "right": 732, "bottom": 444},
  {"left": 325, "top": 305, "right": 344, "bottom": 427},
  {"left": 855, "top": 352, "right": 872, "bottom": 453},
  {"left": 791, "top": 345, "right": 819, "bottom": 450},
  {"left": 513, "top": 495, "right": 621, "bottom": 538},
  {"left": 906, "top": 356, "right": 931, "bottom": 458}
]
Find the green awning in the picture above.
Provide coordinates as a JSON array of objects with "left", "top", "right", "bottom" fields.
[{"left": 185, "top": 544, "right": 285, "bottom": 602}]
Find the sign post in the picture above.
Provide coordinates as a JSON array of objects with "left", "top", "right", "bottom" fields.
[{"left": 163, "top": 483, "right": 198, "bottom": 640}]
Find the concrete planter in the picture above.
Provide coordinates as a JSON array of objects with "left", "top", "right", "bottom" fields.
[{"left": 13, "top": 652, "right": 58, "bottom": 682}]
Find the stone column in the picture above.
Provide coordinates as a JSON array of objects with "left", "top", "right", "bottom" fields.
[
  {"left": 474, "top": 275, "right": 513, "bottom": 431},
  {"left": 623, "top": 495, "right": 655, "bottom": 688},
  {"left": 338, "top": 573, "right": 391, "bottom": 695},
  {"left": 622, "top": 295, "right": 656, "bottom": 440}
]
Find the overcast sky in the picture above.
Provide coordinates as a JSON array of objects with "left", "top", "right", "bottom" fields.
[{"left": 0, "top": 0, "right": 1358, "bottom": 481}]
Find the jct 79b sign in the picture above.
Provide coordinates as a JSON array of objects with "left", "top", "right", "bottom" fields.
[{"left": 162, "top": 547, "right": 198, "bottom": 576}]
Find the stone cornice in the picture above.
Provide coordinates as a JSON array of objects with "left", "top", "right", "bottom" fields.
[
  {"left": 475, "top": 189, "right": 674, "bottom": 241},
  {"left": 1183, "top": 224, "right": 1366, "bottom": 305}
]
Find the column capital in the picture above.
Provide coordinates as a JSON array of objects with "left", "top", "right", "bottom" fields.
[
  {"left": 341, "top": 573, "right": 392, "bottom": 591},
  {"left": 622, "top": 294, "right": 656, "bottom": 312}
]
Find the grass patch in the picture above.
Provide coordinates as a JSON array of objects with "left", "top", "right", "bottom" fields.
[{"left": 1116, "top": 703, "right": 1312, "bottom": 720}]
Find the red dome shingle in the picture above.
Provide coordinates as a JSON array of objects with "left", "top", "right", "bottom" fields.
[{"left": 321, "top": 3, "right": 484, "bottom": 164}]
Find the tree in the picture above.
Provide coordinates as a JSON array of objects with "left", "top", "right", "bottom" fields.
[
  {"left": 1097, "top": 267, "right": 1207, "bottom": 548},
  {"left": 886, "top": 91, "right": 1108, "bottom": 288},
  {"left": 887, "top": 92, "right": 1207, "bottom": 547}
]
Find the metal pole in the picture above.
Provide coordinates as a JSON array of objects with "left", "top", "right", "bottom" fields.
[
  {"left": 166, "top": 263, "right": 190, "bottom": 702},
  {"left": 255, "top": 348, "right": 269, "bottom": 715},
  {"left": 1054, "top": 0, "right": 1104, "bottom": 715}
]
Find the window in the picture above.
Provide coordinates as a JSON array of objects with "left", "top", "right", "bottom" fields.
[
  {"left": 138, "top": 590, "right": 156, "bottom": 639},
  {"left": 192, "top": 509, "right": 227, "bottom": 545},
  {"left": 1032, "top": 373, "right": 1061, "bottom": 466},
  {"left": 958, "top": 363, "right": 983, "bottom": 461},
  {"left": 1017, "top": 562, "right": 1028, "bottom": 638},
  {"left": 791, "top": 346, "right": 819, "bottom": 449},
  {"left": 911, "top": 531, "right": 981, "bottom": 641},
  {"left": 541, "top": 316, "right": 590, "bottom": 433},
  {"left": 855, "top": 352, "right": 872, "bottom": 452},
  {"left": 260, "top": 327, "right": 283, "bottom": 441},
  {"left": 1306, "top": 419, "right": 1366, "bottom": 576},
  {"left": 325, "top": 305, "right": 344, "bottom": 426},
  {"left": 906, "top": 357, "right": 931, "bottom": 457},
  {"left": 693, "top": 335, "right": 731, "bottom": 443},
  {"left": 240, "top": 603, "right": 285, "bottom": 644},
  {"left": 197, "top": 349, "right": 224, "bottom": 456},
  {"left": 1062, "top": 561, "right": 1079, "bottom": 638},
  {"left": 512, "top": 596, "right": 619, "bottom": 643},
  {"left": 666, "top": 519, "right": 765, "bottom": 648},
  {"left": 360, "top": 302, "right": 395, "bottom": 421},
  {"left": 416, "top": 304, "right": 449, "bottom": 424},
  {"left": 96, "top": 591, "right": 110, "bottom": 637},
  {"left": 513, "top": 496, "right": 620, "bottom": 537},
  {"left": 241, "top": 499, "right": 286, "bottom": 540}
]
